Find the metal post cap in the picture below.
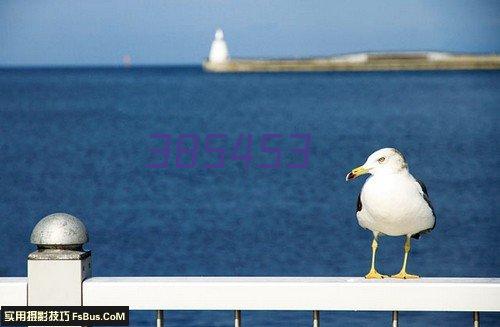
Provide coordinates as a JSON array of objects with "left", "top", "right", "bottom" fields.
[{"left": 30, "top": 213, "right": 88, "bottom": 249}]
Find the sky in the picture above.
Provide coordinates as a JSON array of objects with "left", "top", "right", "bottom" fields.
[{"left": 0, "top": 0, "right": 499, "bottom": 66}]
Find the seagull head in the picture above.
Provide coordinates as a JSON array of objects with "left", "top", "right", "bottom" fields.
[{"left": 346, "top": 148, "right": 408, "bottom": 181}]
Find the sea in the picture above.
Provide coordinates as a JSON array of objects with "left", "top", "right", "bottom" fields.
[{"left": 0, "top": 67, "right": 498, "bottom": 326}]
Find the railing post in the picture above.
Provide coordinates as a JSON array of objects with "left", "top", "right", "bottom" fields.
[
  {"left": 234, "top": 310, "right": 241, "bottom": 327},
  {"left": 156, "top": 310, "right": 164, "bottom": 327},
  {"left": 392, "top": 311, "right": 398, "bottom": 327},
  {"left": 473, "top": 312, "right": 479, "bottom": 327},
  {"left": 27, "top": 213, "right": 91, "bottom": 312},
  {"left": 312, "top": 310, "right": 320, "bottom": 327}
]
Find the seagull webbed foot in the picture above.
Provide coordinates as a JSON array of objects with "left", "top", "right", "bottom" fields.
[
  {"left": 365, "top": 269, "right": 388, "bottom": 279},
  {"left": 391, "top": 271, "right": 419, "bottom": 279}
]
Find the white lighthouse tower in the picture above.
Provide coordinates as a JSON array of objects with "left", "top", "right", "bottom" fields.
[{"left": 208, "top": 29, "right": 229, "bottom": 63}]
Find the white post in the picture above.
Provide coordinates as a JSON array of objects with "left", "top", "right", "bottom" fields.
[{"left": 27, "top": 213, "right": 91, "bottom": 308}]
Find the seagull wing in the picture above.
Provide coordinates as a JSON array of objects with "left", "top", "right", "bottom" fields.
[
  {"left": 357, "top": 193, "right": 362, "bottom": 213},
  {"left": 355, "top": 191, "right": 372, "bottom": 231},
  {"left": 411, "top": 179, "right": 436, "bottom": 239},
  {"left": 416, "top": 179, "right": 435, "bottom": 217}
]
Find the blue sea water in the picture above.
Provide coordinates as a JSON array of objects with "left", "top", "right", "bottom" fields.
[{"left": 0, "top": 67, "right": 499, "bottom": 326}]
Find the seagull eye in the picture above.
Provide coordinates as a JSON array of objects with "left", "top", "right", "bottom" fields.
[{"left": 378, "top": 157, "right": 386, "bottom": 163}]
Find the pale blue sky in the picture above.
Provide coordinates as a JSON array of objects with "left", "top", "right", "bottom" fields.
[{"left": 0, "top": 0, "right": 499, "bottom": 66}]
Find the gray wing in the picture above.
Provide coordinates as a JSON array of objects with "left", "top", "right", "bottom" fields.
[
  {"left": 416, "top": 179, "right": 435, "bottom": 217},
  {"left": 356, "top": 193, "right": 362, "bottom": 213},
  {"left": 411, "top": 179, "right": 436, "bottom": 239}
]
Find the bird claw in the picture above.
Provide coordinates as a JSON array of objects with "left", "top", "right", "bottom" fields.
[
  {"left": 365, "top": 269, "right": 388, "bottom": 279},
  {"left": 391, "top": 271, "right": 420, "bottom": 279}
]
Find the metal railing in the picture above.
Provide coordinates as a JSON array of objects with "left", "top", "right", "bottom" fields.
[
  {"left": 0, "top": 213, "right": 499, "bottom": 326},
  {"left": 2, "top": 276, "right": 498, "bottom": 326}
]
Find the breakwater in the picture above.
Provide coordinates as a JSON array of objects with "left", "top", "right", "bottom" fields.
[{"left": 203, "top": 53, "right": 500, "bottom": 72}]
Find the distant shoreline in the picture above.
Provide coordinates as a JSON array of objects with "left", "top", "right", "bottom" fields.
[{"left": 203, "top": 52, "right": 500, "bottom": 73}]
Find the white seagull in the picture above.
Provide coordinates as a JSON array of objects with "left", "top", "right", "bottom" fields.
[{"left": 346, "top": 148, "right": 435, "bottom": 279}]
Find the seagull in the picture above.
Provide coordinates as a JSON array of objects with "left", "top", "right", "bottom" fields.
[{"left": 346, "top": 148, "right": 435, "bottom": 279}]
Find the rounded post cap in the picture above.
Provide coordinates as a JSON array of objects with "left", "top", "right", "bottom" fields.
[{"left": 30, "top": 213, "right": 88, "bottom": 249}]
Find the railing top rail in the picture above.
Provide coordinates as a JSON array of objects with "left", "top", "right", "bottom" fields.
[
  {"left": 82, "top": 277, "right": 500, "bottom": 311},
  {"left": 0, "top": 277, "right": 27, "bottom": 307},
  {"left": 2, "top": 277, "right": 500, "bottom": 311},
  {"left": 83, "top": 276, "right": 500, "bottom": 284}
]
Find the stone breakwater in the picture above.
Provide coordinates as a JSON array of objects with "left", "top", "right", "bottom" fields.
[{"left": 203, "top": 53, "right": 500, "bottom": 72}]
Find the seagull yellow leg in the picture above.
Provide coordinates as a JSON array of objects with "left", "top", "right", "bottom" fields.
[
  {"left": 391, "top": 236, "right": 419, "bottom": 279},
  {"left": 365, "top": 237, "right": 388, "bottom": 279}
]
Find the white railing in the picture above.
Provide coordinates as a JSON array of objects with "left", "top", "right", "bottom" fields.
[
  {"left": 82, "top": 276, "right": 500, "bottom": 311},
  {"left": 1, "top": 213, "right": 499, "bottom": 326},
  {"left": 1, "top": 276, "right": 499, "bottom": 326},
  {"left": 0, "top": 277, "right": 27, "bottom": 306}
]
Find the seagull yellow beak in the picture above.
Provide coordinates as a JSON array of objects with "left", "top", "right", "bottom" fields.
[{"left": 346, "top": 166, "right": 369, "bottom": 181}]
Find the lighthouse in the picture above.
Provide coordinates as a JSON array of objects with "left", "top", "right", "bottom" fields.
[{"left": 208, "top": 29, "right": 229, "bottom": 63}]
